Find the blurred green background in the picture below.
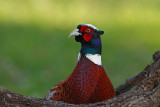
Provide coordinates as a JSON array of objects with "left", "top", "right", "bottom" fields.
[{"left": 0, "top": 0, "right": 159, "bottom": 98}]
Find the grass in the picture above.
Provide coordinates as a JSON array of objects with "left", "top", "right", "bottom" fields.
[{"left": 0, "top": 0, "right": 159, "bottom": 98}]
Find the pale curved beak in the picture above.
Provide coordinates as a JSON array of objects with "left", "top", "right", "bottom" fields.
[{"left": 69, "top": 29, "right": 82, "bottom": 38}]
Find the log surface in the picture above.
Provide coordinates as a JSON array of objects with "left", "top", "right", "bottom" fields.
[{"left": 0, "top": 51, "right": 160, "bottom": 107}]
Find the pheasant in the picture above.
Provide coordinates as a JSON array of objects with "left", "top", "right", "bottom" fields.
[{"left": 45, "top": 24, "right": 115, "bottom": 104}]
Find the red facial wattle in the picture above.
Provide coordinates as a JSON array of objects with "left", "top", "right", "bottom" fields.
[
  {"left": 80, "top": 26, "right": 94, "bottom": 42},
  {"left": 83, "top": 33, "right": 93, "bottom": 42}
]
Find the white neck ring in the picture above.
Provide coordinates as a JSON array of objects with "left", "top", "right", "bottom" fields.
[{"left": 78, "top": 53, "right": 102, "bottom": 65}]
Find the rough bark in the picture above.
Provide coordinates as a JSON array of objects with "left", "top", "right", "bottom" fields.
[{"left": 0, "top": 51, "right": 160, "bottom": 107}]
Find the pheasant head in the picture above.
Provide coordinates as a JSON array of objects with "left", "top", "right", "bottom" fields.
[{"left": 69, "top": 24, "right": 104, "bottom": 55}]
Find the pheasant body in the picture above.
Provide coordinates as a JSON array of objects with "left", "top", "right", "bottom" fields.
[{"left": 45, "top": 24, "right": 115, "bottom": 104}]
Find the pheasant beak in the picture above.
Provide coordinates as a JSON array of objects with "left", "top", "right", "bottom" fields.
[{"left": 69, "top": 29, "right": 82, "bottom": 38}]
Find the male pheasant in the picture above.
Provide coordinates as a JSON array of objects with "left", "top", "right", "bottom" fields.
[{"left": 45, "top": 24, "right": 115, "bottom": 104}]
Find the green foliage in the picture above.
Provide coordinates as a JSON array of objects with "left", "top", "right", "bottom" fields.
[{"left": 0, "top": 0, "right": 159, "bottom": 98}]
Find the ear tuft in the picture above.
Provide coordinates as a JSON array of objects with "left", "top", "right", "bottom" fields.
[{"left": 98, "top": 31, "right": 104, "bottom": 35}]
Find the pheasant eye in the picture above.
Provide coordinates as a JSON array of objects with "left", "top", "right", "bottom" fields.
[{"left": 86, "top": 29, "right": 90, "bottom": 33}]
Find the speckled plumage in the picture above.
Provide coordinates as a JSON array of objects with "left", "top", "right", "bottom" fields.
[{"left": 45, "top": 56, "right": 115, "bottom": 104}]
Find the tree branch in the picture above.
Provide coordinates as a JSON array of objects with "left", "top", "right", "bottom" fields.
[{"left": 0, "top": 51, "right": 160, "bottom": 107}]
